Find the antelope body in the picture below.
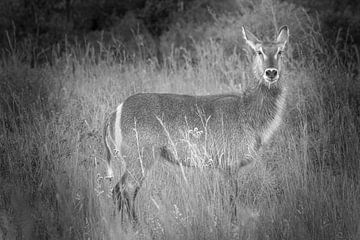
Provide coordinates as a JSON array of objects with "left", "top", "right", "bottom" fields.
[{"left": 103, "top": 26, "right": 290, "bottom": 223}]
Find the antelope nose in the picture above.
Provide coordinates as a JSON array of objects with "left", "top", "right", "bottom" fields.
[{"left": 265, "top": 68, "right": 278, "bottom": 81}]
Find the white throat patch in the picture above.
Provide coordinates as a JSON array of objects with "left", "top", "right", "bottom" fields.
[{"left": 261, "top": 90, "right": 286, "bottom": 144}]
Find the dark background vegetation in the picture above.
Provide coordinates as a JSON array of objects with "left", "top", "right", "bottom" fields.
[{"left": 1, "top": 0, "right": 360, "bottom": 66}]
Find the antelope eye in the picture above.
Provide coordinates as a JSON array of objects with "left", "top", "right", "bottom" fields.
[
  {"left": 256, "top": 51, "right": 262, "bottom": 56},
  {"left": 278, "top": 50, "right": 283, "bottom": 55}
]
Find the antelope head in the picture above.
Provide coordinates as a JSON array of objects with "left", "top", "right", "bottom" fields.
[{"left": 242, "top": 26, "right": 289, "bottom": 87}]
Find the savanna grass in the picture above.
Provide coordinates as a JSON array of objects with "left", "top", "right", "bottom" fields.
[{"left": 1, "top": 3, "right": 360, "bottom": 240}]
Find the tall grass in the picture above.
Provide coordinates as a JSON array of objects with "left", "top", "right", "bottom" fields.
[{"left": 1, "top": 2, "right": 360, "bottom": 240}]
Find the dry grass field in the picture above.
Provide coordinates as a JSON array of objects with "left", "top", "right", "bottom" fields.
[{"left": 1, "top": 1, "right": 360, "bottom": 239}]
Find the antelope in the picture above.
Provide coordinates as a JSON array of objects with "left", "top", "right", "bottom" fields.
[{"left": 103, "top": 26, "right": 290, "bottom": 223}]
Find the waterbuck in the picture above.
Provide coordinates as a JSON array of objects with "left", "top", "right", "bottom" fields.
[{"left": 103, "top": 26, "right": 289, "bottom": 223}]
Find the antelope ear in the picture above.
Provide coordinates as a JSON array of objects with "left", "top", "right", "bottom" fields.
[
  {"left": 276, "top": 25, "right": 289, "bottom": 46},
  {"left": 242, "top": 26, "right": 261, "bottom": 51}
]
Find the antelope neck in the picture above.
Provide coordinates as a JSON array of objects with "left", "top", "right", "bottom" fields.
[{"left": 245, "top": 81, "right": 286, "bottom": 130}]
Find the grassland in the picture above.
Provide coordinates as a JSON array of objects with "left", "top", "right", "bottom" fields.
[{"left": 1, "top": 1, "right": 360, "bottom": 239}]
